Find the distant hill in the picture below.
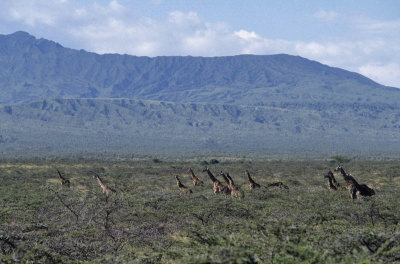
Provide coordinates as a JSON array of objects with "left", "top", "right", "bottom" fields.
[{"left": 1, "top": 31, "right": 400, "bottom": 157}]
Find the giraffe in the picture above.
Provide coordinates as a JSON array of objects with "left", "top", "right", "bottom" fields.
[
  {"left": 188, "top": 168, "right": 203, "bottom": 186},
  {"left": 202, "top": 167, "right": 230, "bottom": 195},
  {"left": 334, "top": 165, "right": 375, "bottom": 199},
  {"left": 334, "top": 165, "right": 355, "bottom": 186},
  {"left": 219, "top": 172, "right": 231, "bottom": 186},
  {"left": 221, "top": 172, "right": 243, "bottom": 198},
  {"left": 175, "top": 175, "right": 192, "bottom": 194},
  {"left": 91, "top": 171, "right": 115, "bottom": 196},
  {"left": 324, "top": 171, "right": 337, "bottom": 191},
  {"left": 56, "top": 169, "right": 70, "bottom": 188},
  {"left": 245, "top": 170, "right": 261, "bottom": 189},
  {"left": 324, "top": 170, "right": 345, "bottom": 191},
  {"left": 246, "top": 170, "right": 289, "bottom": 190}
]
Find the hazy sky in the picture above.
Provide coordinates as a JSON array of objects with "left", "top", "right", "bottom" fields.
[{"left": 1, "top": 0, "right": 399, "bottom": 87}]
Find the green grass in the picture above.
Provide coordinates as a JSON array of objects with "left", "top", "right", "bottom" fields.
[{"left": 0, "top": 159, "right": 399, "bottom": 263}]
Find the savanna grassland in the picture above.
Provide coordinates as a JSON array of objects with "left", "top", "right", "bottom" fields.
[{"left": 0, "top": 158, "right": 400, "bottom": 263}]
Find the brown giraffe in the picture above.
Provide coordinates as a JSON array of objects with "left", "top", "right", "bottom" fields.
[
  {"left": 175, "top": 175, "right": 192, "bottom": 194},
  {"left": 220, "top": 172, "right": 243, "bottom": 198},
  {"left": 219, "top": 172, "right": 231, "bottom": 186},
  {"left": 324, "top": 171, "right": 338, "bottom": 191},
  {"left": 91, "top": 171, "right": 115, "bottom": 196},
  {"left": 202, "top": 167, "right": 230, "bottom": 195},
  {"left": 324, "top": 170, "right": 345, "bottom": 191},
  {"left": 334, "top": 165, "right": 375, "bottom": 199},
  {"left": 56, "top": 169, "right": 70, "bottom": 188},
  {"left": 246, "top": 170, "right": 289, "bottom": 190},
  {"left": 245, "top": 170, "right": 261, "bottom": 189},
  {"left": 188, "top": 168, "right": 203, "bottom": 186}
]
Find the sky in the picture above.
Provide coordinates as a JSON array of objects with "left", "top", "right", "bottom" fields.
[{"left": 0, "top": 0, "right": 399, "bottom": 87}]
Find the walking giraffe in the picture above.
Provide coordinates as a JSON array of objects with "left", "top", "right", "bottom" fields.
[
  {"left": 220, "top": 172, "right": 243, "bottom": 198},
  {"left": 245, "top": 170, "right": 261, "bottom": 189},
  {"left": 175, "top": 175, "right": 192, "bottom": 194},
  {"left": 202, "top": 167, "right": 230, "bottom": 195},
  {"left": 189, "top": 168, "right": 203, "bottom": 186},
  {"left": 56, "top": 169, "right": 70, "bottom": 188},
  {"left": 334, "top": 165, "right": 375, "bottom": 199},
  {"left": 91, "top": 171, "right": 115, "bottom": 196},
  {"left": 324, "top": 170, "right": 345, "bottom": 191}
]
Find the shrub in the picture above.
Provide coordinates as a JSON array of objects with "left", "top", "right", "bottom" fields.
[
  {"left": 331, "top": 155, "right": 351, "bottom": 164},
  {"left": 152, "top": 158, "right": 161, "bottom": 163}
]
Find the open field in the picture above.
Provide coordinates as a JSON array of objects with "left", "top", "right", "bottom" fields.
[{"left": 0, "top": 159, "right": 400, "bottom": 263}]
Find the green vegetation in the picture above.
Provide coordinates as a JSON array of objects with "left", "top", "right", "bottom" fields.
[{"left": 1, "top": 159, "right": 399, "bottom": 263}]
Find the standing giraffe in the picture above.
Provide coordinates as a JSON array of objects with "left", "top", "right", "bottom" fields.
[
  {"left": 245, "top": 170, "right": 261, "bottom": 189},
  {"left": 56, "top": 169, "right": 70, "bottom": 188},
  {"left": 91, "top": 171, "right": 115, "bottom": 196},
  {"left": 202, "top": 167, "right": 230, "bottom": 195},
  {"left": 334, "top": 165, "right": 355, "bottom": 186},
  {"left": 324, "top": 171, "right": 338, "bottom": 191},
  {"left": 324, "top": 170, "right": 345, "bottom": 191},
  {"left": 188, "top": 168, "right": 203, "bottom": 186},
  {"left": 219, "top": 172, "right": 231, "bottom": 186},
  {"left": 175, "top": 175, "right": 192, "bottom": 194},
  {"left": 221, "top": 172, "right": 243, "bottom": 198},
  {"left": 334, "top": 165, "right": 375, "bottom": 199}
]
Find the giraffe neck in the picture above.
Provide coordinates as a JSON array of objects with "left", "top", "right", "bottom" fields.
[
  {"left": 220, "top": 173, "right": 230, "bottom": 185},
  {"left": 189, "top": 169, "right": 196, "bottom": 179},
  {"left": 226, "top": 173, "right": 234, "bottom": 186},
  {"left": 176, "top": 178, "right": 184, "bottom": 188},
  {"left": 330, "top": 173, "right": 338, "bottom": 185},
  {"left": 206, "top": 170, "right": 217, "bottom": 182},
  {"left": 327, "top": 176, "right": 335, "bottom": 187},
  {"left": 96, "top": 177, "right": 106, "bottom": 188},
  {"left": 247, "top": 172, "right": 254, "bottom": 183},
  {"left": 57, "top": 170, "right": 65, "bottom": 180}
]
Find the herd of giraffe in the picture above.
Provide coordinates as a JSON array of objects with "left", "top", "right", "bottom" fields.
[
  {"left": 55, "top": 164, "right": 374, "bottom": 200},
  {"left": 324, "top": 165, "right": 375, "bottom": 199},
  {"left": 177, "top": 167, "right": 289, "bottom": 198}
]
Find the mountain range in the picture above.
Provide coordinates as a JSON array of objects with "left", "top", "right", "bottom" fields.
[{"left": 1, "top": 31, "right": 400, "bottom": 158}]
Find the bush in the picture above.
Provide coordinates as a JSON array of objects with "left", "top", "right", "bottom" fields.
[{"left": 331, "top": 155, "right": 351, "bottom": 164}]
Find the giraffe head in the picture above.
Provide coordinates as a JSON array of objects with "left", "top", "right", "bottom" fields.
[
  {"left": 202, "top": 167, "right": 209, "bottom": 172},
  {"left": 324, "top": 170, "right": 333, "bottom": 178},
  {"left": 89, "top": 171, "right": 100, "bottom": 179},
  {"left": 334, "top": 165, "right": 342, "bottom": 172}
]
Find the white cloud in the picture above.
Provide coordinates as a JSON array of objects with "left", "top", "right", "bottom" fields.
[
  {"left": 0, "top": 1, "right": 399, "bottom": 87},
  {"left": 109, "top": 0, "right": 124, "bottom": 12},
  {"left": 359, "top": 63, "right": 400, "bottom": 87},
  {"left": 234, "top": 30, "right": 260, "bottom": 40},
  {"left": 354, "top": 16, "right": 400, "bottom": 35},
  {"left": 314, "top": 10, "right": 340, "bottom": 22}
]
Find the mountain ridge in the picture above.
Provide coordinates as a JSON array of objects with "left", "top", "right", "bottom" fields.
[
  {"left": 1, "top": 31, "right": 398, "bottom": 106},
  {"left": 1, "top": 31, "right": 400, "bottom": 157}
]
